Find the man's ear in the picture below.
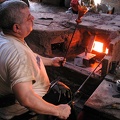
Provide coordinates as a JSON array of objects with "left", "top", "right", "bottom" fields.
[{"left": 13, "top": 24, "right": 20, "bottom": 33}]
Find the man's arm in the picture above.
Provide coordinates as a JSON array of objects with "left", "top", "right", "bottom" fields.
[
  {"left": 39, "top": 55, "right": 52, "bottom": 66},
  {"left": 12, "top": 81, "right": 71, "bottom": 119},
  {"left": 35, "top": 53, "right": 66, "bottom": 66}
]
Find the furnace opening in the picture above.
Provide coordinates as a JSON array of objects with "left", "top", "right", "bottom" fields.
[{"left": 51, "top": 42, "right": 65, "bottom": 54}]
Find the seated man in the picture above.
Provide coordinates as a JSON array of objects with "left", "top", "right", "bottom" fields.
[{"left": 0, "top": 1, "right": 71, "bottom": 119}]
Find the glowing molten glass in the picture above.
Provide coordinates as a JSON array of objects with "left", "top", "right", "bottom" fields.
[{"left": 76, "top": 5, "right": 88, "bottom": 24}]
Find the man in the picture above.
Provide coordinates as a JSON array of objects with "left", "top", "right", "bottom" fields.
[{"left": 0, "top": 1, "right": 71, "bottom": 119}]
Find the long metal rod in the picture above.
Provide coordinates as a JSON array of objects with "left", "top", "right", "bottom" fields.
[
  {"left": 55, "top": 56, "right": 105, "bottom": 120},
  {"left": 68, "top": 54, "right": 106, "bottom": 105},
  {"left": 76, "top": 55, "right": 105, "bottom": 92},
  {"left": 63, "top": 23, "right": 78, "bottom": 59}
]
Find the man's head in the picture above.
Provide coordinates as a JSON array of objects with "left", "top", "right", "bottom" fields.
[{"left": 0, "top": 0, "right": 34, "bottom": 38}]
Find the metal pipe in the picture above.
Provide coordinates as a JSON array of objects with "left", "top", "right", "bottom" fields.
[
  {"left": 60, "top": 22, "right": 79, "bottom": 66},
  {"left": 68, "top": 54, "right": 106, "bottom": 105},
  {"left": 64, "top": 23, "right": 78, "bottom": 60}
]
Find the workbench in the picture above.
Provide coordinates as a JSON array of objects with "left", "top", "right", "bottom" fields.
[{"left": 84, "top": 79, "right": 120, "bottom": 120}]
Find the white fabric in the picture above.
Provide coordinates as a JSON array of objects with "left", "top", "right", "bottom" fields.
[{"left": 0, "top": 33, "right": 50, "bottom": 119}]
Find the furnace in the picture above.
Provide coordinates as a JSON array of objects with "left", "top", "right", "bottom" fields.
[{"left": 62, "top": 12, "right": 120, "bottom": 79}]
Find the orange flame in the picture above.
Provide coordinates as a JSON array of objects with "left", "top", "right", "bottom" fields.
[
  {"left": 92, "top": 41, "right": 108, "bottom": 54},
  {"left": 105, "top": 48, "right": 109, "bottom": 54}
]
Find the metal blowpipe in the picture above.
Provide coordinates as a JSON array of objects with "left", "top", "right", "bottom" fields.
[{"left": 60, "top": 4, "right": 88, "bottom": 66}]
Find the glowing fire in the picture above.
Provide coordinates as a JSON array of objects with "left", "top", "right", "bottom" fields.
[
  {"left": 105, "top": 48, "right": 109, "bottom": 54},
  {"left": 92, "top": 41, "right": 108, "bottom": 54},
  {"left": 94, "top": 0, "right": 101, "bottom": 6}
]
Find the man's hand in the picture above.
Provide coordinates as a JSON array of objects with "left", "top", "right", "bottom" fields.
[
  {"left": 51, "top": 57, "right": 66, "bottom": 67},
  {"left": 57, "top": 104, "right": 71, "bottom": 119}
]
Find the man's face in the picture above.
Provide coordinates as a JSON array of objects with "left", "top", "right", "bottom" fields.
[{"left": 18, "top": 7, "right": 34, "bottom": 38}]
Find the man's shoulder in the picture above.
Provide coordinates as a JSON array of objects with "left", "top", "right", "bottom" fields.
[
  {"left": 0, "top": 34, "right": 24, "bottom": 51},
  {"left": 0, "top": 35, "right": 25, "bottom": 59},
  {"left": 0, "top": 34, "right": 9, "bottom": 46}
]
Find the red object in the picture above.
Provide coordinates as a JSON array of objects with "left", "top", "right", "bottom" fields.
[
  {"left": 70, "top": 0, "right": 78, "bottom": 5},
  {"left": 76, "top": 5, "right": 88, "bottom": 24},
  {"left": 70, "top": 0, "right": 79, "bottom": 12}
]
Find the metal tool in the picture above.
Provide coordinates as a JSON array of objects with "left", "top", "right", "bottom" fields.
[
  {"left": 54, "top": 55, "right": 105, "bottom": 120},
  {"left": 103, "top": 103, "right": 120, "bottom": 110},
  {"left": 68, "top": 54, "right": 106, "bottom": 106},
  {"left": 60, "top": 23, "right": 79, "bottom": 67},
  {"left": 60, "top": 5, "right": 88, "bottom": 66},
  {"left": 65, "top": 6, "right": 87, "bottom": 58},
  {"left": 39, "top": 17, "right": 53, "bottom": 20},
  {"left": 64, "top": 24, "right": 78, "bottom": 60},
  {"left": 112, "top": 94, "right": 120, "bottom": 98},
  {"left": 105, "top": 78, "right": 116, "bottom": 83}
]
